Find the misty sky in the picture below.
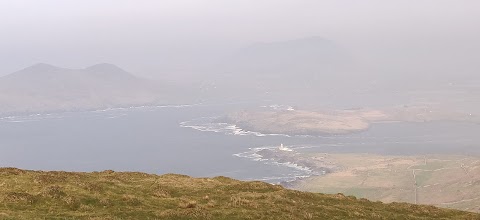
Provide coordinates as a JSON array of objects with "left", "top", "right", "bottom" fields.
[{"left": 1, "top": 0, "right": 479, "bottom": 79}]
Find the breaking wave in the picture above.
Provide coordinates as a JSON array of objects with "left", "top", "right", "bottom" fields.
[
  {"left": 233, "top": 145, "right": 321, "bottom": 183},
  {"left": 180, "top": 117, "right": 291, "bottom": 137},
  {"left": 0, "top": 104, "right": 201, "bottom": 123}
]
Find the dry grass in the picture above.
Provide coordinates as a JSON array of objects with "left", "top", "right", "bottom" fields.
[
  {"left": 0, "top": 167, "right": 478, "bottom": 219},
  {"left": 295, "top": 153, "right": 480, "bottom": 212}
]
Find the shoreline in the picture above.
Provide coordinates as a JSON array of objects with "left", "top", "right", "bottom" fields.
[
  {"left": 220, "top": 105, "right": 480, "bottom": 137},
  {"left": 269, "top": 150, "right": 480, "bottom": 213},
  {"left": 0, "top": 103, "right": 203, "bottom": 122}
]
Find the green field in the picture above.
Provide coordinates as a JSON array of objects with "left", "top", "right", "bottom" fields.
[{"left": 294, "top": 154, "right": 480, "bottom": 213}]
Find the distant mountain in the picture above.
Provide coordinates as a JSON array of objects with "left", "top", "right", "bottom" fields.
[
  {"left": 0, "top": 63, "right": 169, "bottom": 115},
  {"left": 198, "top": 37, "right": 358, "bottom": 102},
  {"left": 223, "top": 36, "right": 352, "bottom": 76}
]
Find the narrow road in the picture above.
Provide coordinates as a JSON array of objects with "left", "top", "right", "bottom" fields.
[{"left": 440, "top": 197, "right": 480, "bottom": 205}]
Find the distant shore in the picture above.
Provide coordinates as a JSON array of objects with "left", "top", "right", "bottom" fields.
[{"left": 0, "top": 103, "right": 201, "bottom": 121}]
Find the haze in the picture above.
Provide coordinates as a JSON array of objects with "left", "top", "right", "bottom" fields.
[
  {"left": 2, "top": 0, "right": 480, "bottom": 81},
  {"left": 1, "top": 0, "right": 480, "bottom": 214}
]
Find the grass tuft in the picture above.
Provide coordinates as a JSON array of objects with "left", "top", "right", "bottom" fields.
[
  {"left": 4, "top": 192, "right": 36, "bottom": 204},
  {"left": 0, "top": 168, "right": 478, "bottom": 219}
]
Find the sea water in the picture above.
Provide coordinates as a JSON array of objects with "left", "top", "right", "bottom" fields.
[{"left": 0, "top": 103, "right": 479, "bottom": 183}]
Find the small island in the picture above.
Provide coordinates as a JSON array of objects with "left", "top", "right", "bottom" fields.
[{"left": 221, "top": 104, "right": 479, "bottom": 136}]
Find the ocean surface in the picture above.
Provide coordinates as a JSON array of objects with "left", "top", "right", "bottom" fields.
[{"left": 1, "top": 102, "right": 479, "bottom": 183}]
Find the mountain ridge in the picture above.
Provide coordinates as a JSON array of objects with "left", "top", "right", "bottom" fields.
[
  {"left": 0, "top": 63, "right": 167, "bottom": 115},
  {"left": 3, "top": 63, "right": 135, "bottom": 79}
]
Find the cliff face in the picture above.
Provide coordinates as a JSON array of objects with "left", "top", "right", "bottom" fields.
[{"left": 0, "top": 167, "right": 478, "bottom": 219}]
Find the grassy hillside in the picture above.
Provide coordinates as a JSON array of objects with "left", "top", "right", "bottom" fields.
[
  {"left": 0, "top": 168, "right": 478, "bottom": 220},
  {"left": 292, "top": 153, "right": 480, "bottom": 213}
]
